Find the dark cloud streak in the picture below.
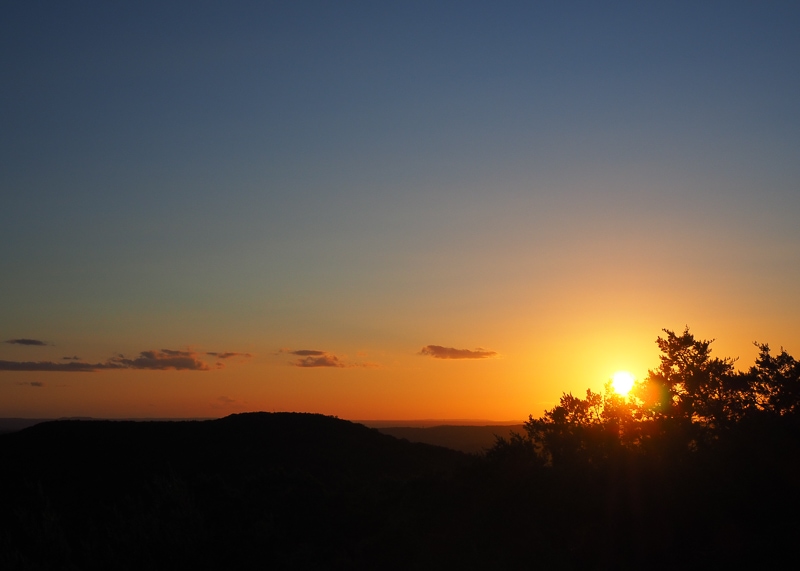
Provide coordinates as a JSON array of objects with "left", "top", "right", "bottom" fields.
[
  {"left": 285, "top": 349, "right": 325, "bottom": 357},
  {"left": 0, "top": 349, "right": 220, "bottom": 372},
  {"left": 282, "top": 348, "right": 376, "bottom": 368},
  {"left": 5, "top": 338, "right": 47, "bottom": 346},
  {"left": 159, "top": 349, "right": 193, "bottom": 357},
  {"left": 0, "top": 360, "right": 122, "bottom": 372},
  {"left": 110, "top": 350, "right": 209, "bottom": 371},
  {"left": 281, "top": 348, "right": 351, "bottom": 367},
  {"left": 419, "top": 345, "right": 497, "bottom": 360},
  {"left": 206, "top": 352, "right": 252, "bottom": 359},
  {"left": 294, "top": 354, "right": 345, "bottom": 368}
]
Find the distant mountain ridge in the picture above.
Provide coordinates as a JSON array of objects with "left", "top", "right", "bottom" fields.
[
  {"left": 374, "top": 424, "right": 526, "bottom": 454},
  {"left": 359, "top": 419, "right": 524, "bottom": 428}
]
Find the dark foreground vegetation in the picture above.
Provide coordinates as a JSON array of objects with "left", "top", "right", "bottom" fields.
[{"left": 2, "top": 328, "right": 800, "bottom": 569}]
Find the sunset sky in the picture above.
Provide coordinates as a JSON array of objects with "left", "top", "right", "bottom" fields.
[{"left": 2, "top": 1, "right": 799, "bottom": 421}]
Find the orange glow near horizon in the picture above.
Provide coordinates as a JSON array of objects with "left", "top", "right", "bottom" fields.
[{"left": 0, "top": 325, "right": 795, "bottom": 422}]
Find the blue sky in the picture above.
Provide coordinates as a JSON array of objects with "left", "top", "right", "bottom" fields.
[{"left": 2, "top": 1, "right": 799, "bottom": 419}]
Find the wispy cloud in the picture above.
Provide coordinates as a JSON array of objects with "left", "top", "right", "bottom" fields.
[
  {"left": 281, "top": 348, "right": 375, "bottom": 368},
  {"left": 419, "top": 345, "right": 498, "bottom": 360},
  {"left": 0, "top": 360, "right": 120, "bottom": 372},
  {"left": 211, "top": 395, "right": 239, "bottom": 410},
  {"left": 110, "top": 350, "right": 210, "bottom": 371},
  {"left": 295, "top": 353, "right": 345, "bottom": 368},
  {"left": 0, "top": 347, "right": 250, "bottom": 373},
  {"left": 285, "top": 349, "right": 326, "bottom": 357},
  {"left": 206, "top": 351, "right": 252, "bottom": 359},
  {"left": 5, "top": 338, "right": 48, "bottom": 346},
  {"left": 159, "top": 349, "right": 193, "bottom": 357},
  {"left": 15, "top": 381, "right": 45, "bottom": 387}
]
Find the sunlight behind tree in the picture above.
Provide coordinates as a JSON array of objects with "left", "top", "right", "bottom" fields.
[{"left": 611, "top": 371, "right": 635, "bottom": 396}]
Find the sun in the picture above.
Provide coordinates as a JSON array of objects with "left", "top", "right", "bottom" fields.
[{"left": 611, "top": 370, "right": 635, "bottom": 396}]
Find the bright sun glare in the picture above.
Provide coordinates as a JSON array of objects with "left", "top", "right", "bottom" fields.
[{"left": 611, "top": 371, "right": 635, "bottom": 396}]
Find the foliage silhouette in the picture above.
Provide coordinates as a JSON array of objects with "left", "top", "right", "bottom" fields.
[
  {"left": 510, "top": 328, "right": 800, "bottom": 470},
  {"left": 485, "top": 327, "right": 800, "bottom": 567}
]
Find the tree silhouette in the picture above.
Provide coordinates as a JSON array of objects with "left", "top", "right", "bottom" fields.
[
  {"left": 640, "top": 328, "right": 744, "bottom": 429},
  {"left": 501, "top": 327, "right": 800, "bottom": 466},
  {"left": 749, "top": 342, "right": 800, "bottom": 416},
  {"left": 522, "top": 383, "right": 641, "bottom": 467}
]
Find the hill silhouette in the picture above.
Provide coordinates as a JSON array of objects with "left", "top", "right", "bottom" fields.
[{"left": 0, "top": 413, "right": 467, "bottom": 570}]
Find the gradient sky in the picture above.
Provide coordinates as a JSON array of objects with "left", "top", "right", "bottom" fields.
[{"left": 2, "top": 1, "right": 799, "bottom": 421}]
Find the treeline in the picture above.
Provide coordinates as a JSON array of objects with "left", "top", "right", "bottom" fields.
[
  {"left": 484, "top": 328, "right": 800, "bottom": 568},
  {"left": 490, "top": 328, "right": 800, "bottom": 468}
]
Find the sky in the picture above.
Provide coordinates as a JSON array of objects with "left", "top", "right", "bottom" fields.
[{"left": 2, "top": 1, "right": 799, "bottom": 421}]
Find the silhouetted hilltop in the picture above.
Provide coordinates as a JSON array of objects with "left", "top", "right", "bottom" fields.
[
  {"left": 4, "top": 412, "right": 465, "bottom": 479},
  {"left": 0, "top": 412, "right": 468, "bottom": 570},
  {"left": 0, "top": 417, "right": 47, "bottom": 434}
]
